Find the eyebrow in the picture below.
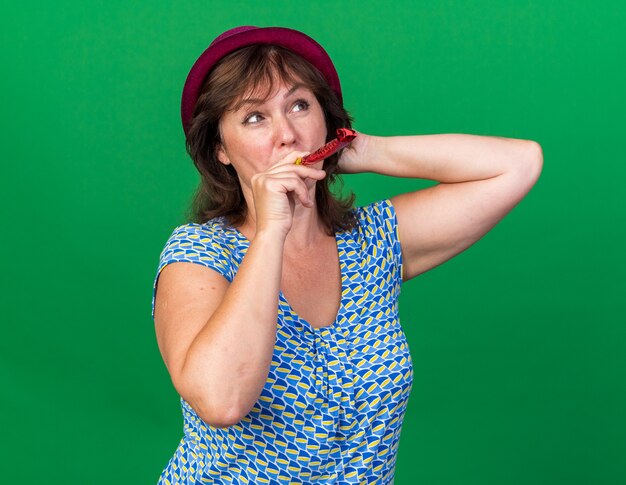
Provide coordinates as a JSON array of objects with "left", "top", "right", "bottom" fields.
[{"left": 237, "top": 83, "right": 307, "bottom": 107}]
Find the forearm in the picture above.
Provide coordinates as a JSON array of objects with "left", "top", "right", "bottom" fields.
[
  {"left": 181, "top": 229, "right": 285, "bottom": 426},
  {"left": 343, "top": 133, "right": 541, "bottom": 182}
]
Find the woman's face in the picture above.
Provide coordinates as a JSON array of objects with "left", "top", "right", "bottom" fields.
[{"left": 216, "top": 80, "right": 327, "bottom": 187}]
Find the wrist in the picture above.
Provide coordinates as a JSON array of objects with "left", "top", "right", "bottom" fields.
[
  {"left": 337, "top": 132, "right": 380, "bottom": 174},
  {"left": 253, "top": 225, "right": 289, "bottom": 245}
]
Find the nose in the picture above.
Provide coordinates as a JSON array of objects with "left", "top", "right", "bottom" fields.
[{"left": 274, "top": 115, "right": 297, "bottom": 148}]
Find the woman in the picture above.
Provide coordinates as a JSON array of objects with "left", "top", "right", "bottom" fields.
[{"left": 151, "top": 26, "right": 542, "bottom": 484}]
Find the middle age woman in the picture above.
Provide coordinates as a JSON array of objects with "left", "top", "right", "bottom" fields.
[{"left": 152, "top": 25, "right": 543, "bottom": 483}]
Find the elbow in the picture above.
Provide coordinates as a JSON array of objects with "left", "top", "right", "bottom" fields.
[
  {"left": 513, "top": 140, "right": 543, "bottom": 183},
  {"left": 195, "top": 402, "right": 246, "bottom": 429},
  {"left": 174, "top": 380, "right": 249, "bottom": 428},
  {"left": 525, "top": 140, "right": 544, "bottom": 177}
]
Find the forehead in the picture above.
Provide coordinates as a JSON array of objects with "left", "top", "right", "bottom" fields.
[{"left": 231, "top": 77, "right": 312, "bottom": 111}]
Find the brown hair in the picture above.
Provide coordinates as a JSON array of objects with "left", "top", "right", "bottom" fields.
[{"left": 184, "top": 44, "right": 356, "bottom": 234}]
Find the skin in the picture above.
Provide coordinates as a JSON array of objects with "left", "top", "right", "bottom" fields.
[
  {"left": 216, "top": 79, "right": 343, "bottom": 332},
  {"left": 215, "top": 80, "right": 329, "bottom": 244},
  {"left": 153, "top": 75, "right": 544, "bottom": 428}
]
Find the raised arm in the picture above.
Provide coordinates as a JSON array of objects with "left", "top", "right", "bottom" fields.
[{"left": 339, "top": 133, "right": 543, "bottom": 281}]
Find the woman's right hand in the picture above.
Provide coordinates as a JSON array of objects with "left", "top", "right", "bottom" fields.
[
  {"left": 155, "top": 151, "right": 325, "bottom": 427},
  {"left": 250, "top": 151, "right": 326, "bottom": 238}
]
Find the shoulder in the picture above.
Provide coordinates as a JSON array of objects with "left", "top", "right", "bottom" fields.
[
  {"left": 152, "top": 218, "right": 239, "bottom": 318},
  {"left": 348, "top": 199, "right": 403, "bottom": 287},
  {"left": 162, "top": 217, "right": 237, "bottom": 253},
  {"left": 345, "top": 199, "right": 402, "bottom": 259},
  {"left": 354, "top": 199, "right": 397, "bottom": 226},
  {"left": 350, "top": 199, "right": 399, "bottom": 241},
  {"left": 166, "top": 217, "right": 229, "bottom": 241},
  {"left": 157, "top": 217, "right": 241, "bottom": 279}
]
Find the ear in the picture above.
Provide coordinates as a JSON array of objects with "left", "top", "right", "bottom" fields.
[{"left": 216, "top": 142, "right": 232, "bottom": 166}]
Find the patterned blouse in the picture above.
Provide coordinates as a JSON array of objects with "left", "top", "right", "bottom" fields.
[{"left": 151, "top": 199, "right": 414, "bottom": 484}]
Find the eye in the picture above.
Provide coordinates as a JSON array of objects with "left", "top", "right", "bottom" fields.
[
  {"left": 242, "top": 112, "right": 264, "bottom": 125},
  {"left": 292, "top": 99, "right": 310, "bottom": 113}
]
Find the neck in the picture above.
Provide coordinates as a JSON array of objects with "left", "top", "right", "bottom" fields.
[{"left": 285, "top": 204, "right": 329, "bottom": 249}]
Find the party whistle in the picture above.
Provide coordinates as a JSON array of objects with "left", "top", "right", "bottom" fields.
[{"left": 295, "top": 128, "right": 357, "bottom": 166}]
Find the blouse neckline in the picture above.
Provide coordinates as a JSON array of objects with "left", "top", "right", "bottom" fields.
[{"left": 226, "top": 221, "right": 347, "bottom": 332}]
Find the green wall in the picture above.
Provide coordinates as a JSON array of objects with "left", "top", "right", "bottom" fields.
[{"left": 3, "top": 1, "right": 625, "bottom": 483}]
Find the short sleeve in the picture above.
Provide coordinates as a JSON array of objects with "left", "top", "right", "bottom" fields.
[
  {"left": 356, "top": 199, "right": 404, "bottom": 286},
  {"left": 151, "top": 222, "right": 234, "bottom": 320}
]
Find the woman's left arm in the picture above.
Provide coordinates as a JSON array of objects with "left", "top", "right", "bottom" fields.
[{"left": 338, "top": 133, "right": 543, "bottom": 281}]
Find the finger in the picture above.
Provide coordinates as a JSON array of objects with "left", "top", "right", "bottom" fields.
[
  {"left": 265, "top": 173, "right": 314, "bottom": 207},
  {"left": 267, "top": 164, "right": 327, "bottom": 180},
  {"left": 271, "top": 151, "right": 310, "bottom": 168}
]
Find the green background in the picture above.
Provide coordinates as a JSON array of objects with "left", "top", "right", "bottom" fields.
[{"left": 2, "top": 1, "right": 625, "bottom": 483}]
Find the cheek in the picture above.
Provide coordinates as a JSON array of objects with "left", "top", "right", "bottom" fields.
[
  {"left": 312, "top": 108, "right": 329, "bottom": 143},
  {"left": 241, "top": 137, "right": 275, "bottom": 165},
  {"left": 225, "top": 135, "right": 275, "bottom": 176},
  {"left": 223, "top": 126, "right": 265, "bottom": 157}
]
